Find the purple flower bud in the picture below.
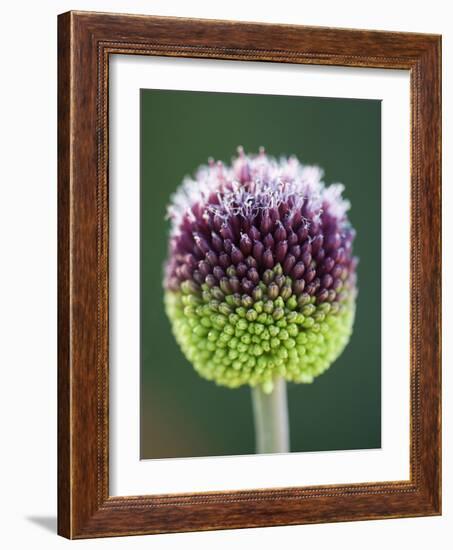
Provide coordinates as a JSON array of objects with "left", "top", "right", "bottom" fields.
[
  {"left": 220, "top": 223, "right": 234, "bottom": 241},
  {"left": 292, "top": 210, "right": 302, "bottom": 228},
  {"left": 302, "top": 252, "right": 312, "bottom": 266},
  {"left": 311, "top": 234, "right": 323, "bottom": 254},
  {"left": 260, "top": 212, "right": 272, "bottom": 234},
  {"left": 240, "top": 233, "right": 253, "bottom": 256},
  {"left": 275, "top": 240, "right": 288, "bottom": 263},
  {"left": 213, "top": 266, "right": 225, "bottom": 280},
  {"left": 283, "top": 254, "right": 296, "bottom": 274},
  {"left": 185, "top": 254, "right": 197, "bottom": 269},
  {"left": 297, "top": 225, "right": 309, "bottom": 242},
  {"left": 316, "top": 248, "right": 326, "bottom": 263},
  {"left": 192, "top": 270, "right": 204, "bottom": 285},
  {"left": 231, "top": 244, "right": 244, "bottom": 265},
  {"left": 241, "top": 278, "right": 254, "bottom": 295},
  {"left": 194, "top": 234, "right": 210, "bottom": 255},
  {"left": 219, "top": 253, "right": 230, "bottom": 268},
  {"left": 248, "top": 225, "right": 260, "bottom": 241},
  {"left": 331, "top": 264, "right": 343, "bottom": 279},
  {"left": 333, "top": 247, "right": 345, "bottom": 263},
  {"left": 263, "top": 248, "right": 274, "bottom": 269},
  {"left": 245, "top": 256, "right": 258, "bottom": 269},
  {"left": 198, "top": 260, "right": 211, "bottom": 277},
  {"left": 274, "top": 222, "right": 287, "bottom": 241},
  {"left": 213, "top": 214, "right": 223, "bottom": 231},
  {"left": 289, "top": 245, "right": 301, "bottom": 259},
  {"left": 223, "top": 239, "right": 233, "bottom": 254},
  {"left": 236, "top": 262, "right": 248, "bottom": 277},
  {"left": 292, "top": 262, "right": 305, "bottom": 279},
  {"left": 326, "top": 232, "right": 341, "bottom": 250},
  {"left": 305, "top": 268, "right": 316, "bottom": 283},
  {"left": 322, "top": 274, "right": 333, "bottom": 289},
  {"left": 205, "top": 250, "right": 218, "bottom": 266},
  {"left": 323, "top": 257, "right": 335, "bottom": 273},
  {"left": 211, "top": 231, "right": 224, "bottom": 252},
  {"left": 263, "top": 233, "right": 275, "bottom": 250},
  {"left": 248, "top": 268, "right": 259, "bottom": 284},
  {"left": 253, "top": 240, "right": 264, "bottom": 262},
  {"left": 287, "top": 229, "right": 298, "bottom": 246}
]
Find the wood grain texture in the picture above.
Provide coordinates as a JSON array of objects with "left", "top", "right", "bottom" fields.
[
  {"left": 57, "top": 11, "right": 71, "bottom": 538},
  {"left": 57, "top": 10, "right": 442, "bottom": 539}
]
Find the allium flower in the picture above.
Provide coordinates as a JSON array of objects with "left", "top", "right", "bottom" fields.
[{"left": 164, "top": 148, "right": 357, "bottom": 394}]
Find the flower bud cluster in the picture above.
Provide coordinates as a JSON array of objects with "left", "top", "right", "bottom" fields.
[{"left": 163, "top": 148, "right": 357, "bottom": 392}]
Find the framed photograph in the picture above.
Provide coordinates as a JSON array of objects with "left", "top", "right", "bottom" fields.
[{"left": 58, "top": 11, "right": 441, "bottom": 539}]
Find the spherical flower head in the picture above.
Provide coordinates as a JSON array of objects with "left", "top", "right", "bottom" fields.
[{"left": 164, "top": 147, "right": 358, "bottom": 393}]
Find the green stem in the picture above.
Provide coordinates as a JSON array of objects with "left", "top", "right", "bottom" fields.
[{"left": 251, "top": 378, "right": 290, "bottom": 454}]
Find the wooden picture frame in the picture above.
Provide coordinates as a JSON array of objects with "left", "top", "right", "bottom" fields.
[{"left": 58, "top": 10, "right": 441, "bottom": 539}]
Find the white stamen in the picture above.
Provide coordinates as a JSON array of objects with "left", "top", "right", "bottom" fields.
[{"left": 167, "top": 150, "right": 350, "bottom": 235}]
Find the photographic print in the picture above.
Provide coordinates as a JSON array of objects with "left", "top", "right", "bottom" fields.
[
  {"left": 140, "top": 89, "right": 381, "bottom": 459},
  {"left": 58, "top": 12, "right": 441, "bottom": 537}
]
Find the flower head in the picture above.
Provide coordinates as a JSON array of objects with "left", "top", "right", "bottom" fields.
[{"left": 164, "top": 148, "right": 357, "bottom": 393}]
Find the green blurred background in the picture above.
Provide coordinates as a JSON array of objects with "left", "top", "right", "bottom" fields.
[{"left": 140, "top": 89, "right": 381, "bottom": 459}]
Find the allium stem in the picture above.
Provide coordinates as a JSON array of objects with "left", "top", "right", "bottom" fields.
[{"left": 251, "top": 378, "right": 290, "bottom": 454}]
